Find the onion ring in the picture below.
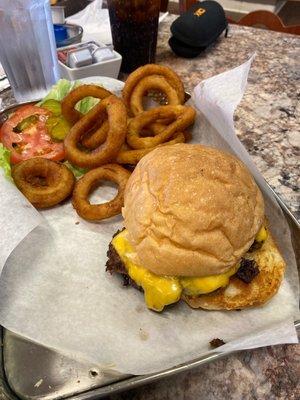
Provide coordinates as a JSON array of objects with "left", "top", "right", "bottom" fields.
[
  {"left": 81, "top": 117, "right": 170, "bottom": 152},
  {"left": 81, "top": 119, "right": 109, "bottom": 150},
  {"left": 64, "top": 95, "right": 127, "bottom": 168},
  {"left": 12, "top": 158, "right": 75, "bottom": 209},
  {"left": 129, "top": 75, "right": 181, "bottom": 116},
  {"left": 61, "top": 84, "right": 112, "bottom": 124},
  {"left": 72, "top": 164, "right": 131, "bottom": 221},
  {"left": 127, "top": 105, "right": 196, "bottom": 149},
  {"left": 123, "top": 64, "right": 185, "bottom": 115},
  {"left": 116, "top": 132, "right": 186, "bottom": 165}
]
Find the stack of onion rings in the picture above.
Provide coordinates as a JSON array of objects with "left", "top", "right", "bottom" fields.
[
  {"left": 12, "top": 158, "right": 75, "bottom": 208},
  {"left": 72, "top": 164, "right": 131, "bottom": 221},
  {"left": 64, "top": 95, "right": 127, "bottom": 169},
  {"left": 114, "top": 64, "right": 194, "bottom": 166},
  {"left": 123, "top": 64, "right": 185, "bottom": 116},
  {"left": 126, "top": 105, "right": 196, "bottom": 150}
]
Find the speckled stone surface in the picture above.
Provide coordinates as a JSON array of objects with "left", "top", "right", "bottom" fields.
[
  {"left": 108, "top": 337, "right": 300, "bottom": 400},
  {"left": 106, "top": 20, "right": 300, "bottom": 400},
  {"left": 155, "top": 16, "right": 300, "bottom": 220},
  {"left": 0, "top": 18, "right": 299, "bottom": 400}
]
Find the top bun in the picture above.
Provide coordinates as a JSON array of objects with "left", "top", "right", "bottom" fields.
[{"left": 123, "top": 144, "right": 265, "bottom": 277}]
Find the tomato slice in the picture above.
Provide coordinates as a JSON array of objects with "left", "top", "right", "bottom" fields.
[{"left": 0, "top": 105, "right": 65, "bottom": 164}]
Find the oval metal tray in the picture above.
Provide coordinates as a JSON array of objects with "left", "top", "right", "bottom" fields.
[{"left": 0, "top": 101, "right": 299, "bottom": 400}]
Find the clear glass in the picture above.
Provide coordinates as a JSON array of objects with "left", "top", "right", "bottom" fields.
[
  {"left": 0, "top": 0, "right": 60, "bottom": 102},
  {"left": 107, "top": 0, "right": 160, "bottom": 73}
]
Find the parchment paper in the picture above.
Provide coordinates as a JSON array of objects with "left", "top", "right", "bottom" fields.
[
  {"left": 0, "top": 56, "right": 298, "bottom": 375},
  {"left": 0, "top": 170, "right": 42, "bottom": 272}
]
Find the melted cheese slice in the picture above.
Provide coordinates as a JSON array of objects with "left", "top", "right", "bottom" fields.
[
  {"left": 180, "top": 266, "right": 237, "bottom": 296},
  {"left": 112, "top": 230, "right": 239, "bottom": 312},
  {"left": 255, "top": 226, "right": 268, "bottom": 242},
  {"left": 112, "top": 231, "right": 181, "bottom": 311},
  {"left": 112, "top": 227, "right": 267, "bottom": 311}
]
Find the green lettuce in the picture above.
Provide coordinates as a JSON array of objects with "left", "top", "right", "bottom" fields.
[
  {"left": 38, "top": 79, "right": 100, "bottom": 114},
  {"left": 0, "top": 144, "right": 12, "bottom": 180},
  {"left": 63, "top": 161, "right": 87, "bottom": 178},
  {"left": 38, "top": 79, "right": 76, "bottom": 104},
  {"left": 76, "top": 96, "right": 99, "bottom": 114}
]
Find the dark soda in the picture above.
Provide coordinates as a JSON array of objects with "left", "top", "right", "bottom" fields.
[{"left": 107, "top": 0, "right": 160, "bottom": 73}]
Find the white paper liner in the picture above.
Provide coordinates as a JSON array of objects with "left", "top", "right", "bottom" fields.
[
  {"left": 0, "top": 170, "right": 42, "bottom": 272},
  {"left": 0, "top": 57, "right": 298, "bottom": 375}
]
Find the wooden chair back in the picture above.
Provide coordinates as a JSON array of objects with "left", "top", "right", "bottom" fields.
[{"left": 238, "top": 10, "right": 300, "bottom": 35}]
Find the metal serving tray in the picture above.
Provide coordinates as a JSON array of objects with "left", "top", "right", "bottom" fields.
[{"left": 0, "top": 103, "right": 299, "bottom": 400}]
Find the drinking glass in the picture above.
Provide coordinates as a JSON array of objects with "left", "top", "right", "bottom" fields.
[
  {"left": 107, "top": 0, "right": 160, "bottom": 73},
  {"left": 0, "top": 0, "right": 60, "bottom": 102}
]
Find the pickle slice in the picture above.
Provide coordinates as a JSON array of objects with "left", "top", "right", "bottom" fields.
[
  {"left": 46, "top": 116, "right": 71, "bottom": 141},
  {"left": 45, "top": 116, "right": 59, "bottom": 129},
  {"left": 41, "top": 99, "right": 62, "bottom": 116}
]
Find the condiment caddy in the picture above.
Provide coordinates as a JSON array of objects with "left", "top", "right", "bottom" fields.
[{"left": 57, "top": 41, "right": 122, "bottom": 80}]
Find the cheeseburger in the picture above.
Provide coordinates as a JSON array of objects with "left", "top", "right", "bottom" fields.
[{"left": 106, "top": 144, "right": 285, "bottom": 312}]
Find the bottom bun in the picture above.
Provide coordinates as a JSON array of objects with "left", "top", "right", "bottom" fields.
[{"left": 182, "top": 231, "right": 285, "bottom": 310}]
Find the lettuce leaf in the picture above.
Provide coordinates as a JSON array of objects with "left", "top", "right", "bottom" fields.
[
  {"left": 76, "top": 96, "right": 99, "bottom": 114},
  {"left": 63, "top": 161, "right": 87, "bottom": 178},
  {"left": 0, "top": 144, "right": 12, "bottom": 180},
  {"left": 38, "top": 79, "right": 100, "bottom": 114},
  {"left": 38, "top": 79, "right": 77, "bottom": 104}
]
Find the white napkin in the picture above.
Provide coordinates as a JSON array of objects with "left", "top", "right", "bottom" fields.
[
  {"left": 66, "top": 0, "right": 112, "bottom": 45},
  {"left": 0, "top": 170, "right": 42, "bottom": 274},
  {"left": 66, "top": 0, "right": 169, "bottom": 45}
]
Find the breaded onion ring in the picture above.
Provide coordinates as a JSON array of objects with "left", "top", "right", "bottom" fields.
[
  {"left": 129, "top": 75, "right": 181, "bottom": 116},
  {"left": 81, "top": 119, "right": 109, "bottom": 150},
  {"left": 127, "top": 105, "right": 196, "bottom": 149},
  {"left": 123, "top": 64, "right": 185, "bottom": 115},
  {"left": 64, "top": 95, "right": 127, "bottom": 169},
  {"left": 61, "top": 84, "right": 112, "bottom": 124},
  {"left": 72, "top": 164, "right": 131, "bottom": 221},
  {"left": 12, "top": 158, "right": 75, "bottom": 209},
  {"left": 116, "top": 132, "right": 186, "bottom": 165}
]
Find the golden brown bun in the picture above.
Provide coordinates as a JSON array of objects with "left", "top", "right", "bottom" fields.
[
  {"left": 123, "top": 144, "right": 265, "bottom": 277},
  {"left": 183, "top": 230, "right": 285, "bottom": 309}
]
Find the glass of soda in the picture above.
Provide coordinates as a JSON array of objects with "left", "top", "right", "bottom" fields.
[{"left": 107, "top": 0, "right": 161, "bottom": 73}]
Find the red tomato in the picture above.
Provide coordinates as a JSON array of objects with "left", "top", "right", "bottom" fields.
[{"left": 0, "top": 105, "right": 65, "bottom": 164}]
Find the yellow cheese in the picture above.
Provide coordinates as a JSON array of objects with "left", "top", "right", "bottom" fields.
[
  {"left": 180, "top": 265, "right": 237, "bottom": 296},
  {"left": 112, "top": 231, "right": 182, "bottom": 312},
  {"left": 112, "top": 230, "right": 240, "bottom": 312},
  {"left": 255, "top": 226, "right": 268, "bottom": 242}
]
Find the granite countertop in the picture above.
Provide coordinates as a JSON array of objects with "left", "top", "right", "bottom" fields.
[
  {"left": 107, "top": 18, "right": 300, "bottom": 400},
  {"left": 156, "top": 16, "right": 300, "bottom": 220}
]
